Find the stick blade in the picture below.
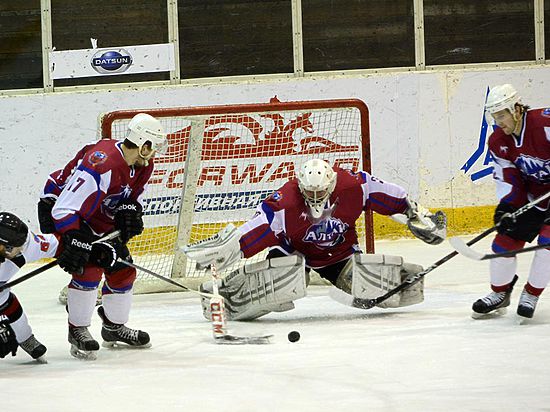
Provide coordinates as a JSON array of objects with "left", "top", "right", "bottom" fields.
[
  {"left": 214, "top": 334, "right": 273, "bottom": 345},
  {"left": 449, "top": 237, "right": 485, "bottom": 260}
]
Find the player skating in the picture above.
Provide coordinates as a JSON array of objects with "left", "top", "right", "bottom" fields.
[
  {"left": 471, "top": 84, "right": 550, "bottom": 320},
  {"left": 43, "top": 113, "right": 168, "bottom": 359},
  {"left": 184, "top": 159, "right": 447, "bottom": 321}
]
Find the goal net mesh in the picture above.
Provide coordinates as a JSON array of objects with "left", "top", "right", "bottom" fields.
[{"left": 100, "top": 99, "right": 372, "bottom": 293}]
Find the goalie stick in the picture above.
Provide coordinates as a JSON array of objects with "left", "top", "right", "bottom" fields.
[
  {"left": 0, "top": 230, "right": 121, "bottom": 293},
  {"left": 119, "top": 258, "right": 272, "bottom": 345},
  {"left": 448, "top": 240, "right": 550, "bottom": 261},
  {"left": 448, "top": 191, "right": 550, "bottom": 260}
]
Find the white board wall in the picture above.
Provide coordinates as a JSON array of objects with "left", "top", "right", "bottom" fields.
[{"left": 1, "top": 64, "right": 549, "bottom": 229}]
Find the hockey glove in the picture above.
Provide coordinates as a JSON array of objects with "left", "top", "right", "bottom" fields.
[
  {"left": 0, "top": 318, "right": 18, "bottom": 358},
  {"left": 494, "top": 202, "right": 546, "bottom": 242},
  {"left": 114, "top": 199, "right": 144, "bottom": 243},
  {"left": 37, "top": 197, "right": 56, "bottom": 234},
  {"left": 58, "top": 230, "right": 94, "bottom": 275},
  {"left": 90, "top": 241, "right": 118, "bottom": 270},
  {"left": 405, "top": 199, "right": 447, "bottom": 245}
]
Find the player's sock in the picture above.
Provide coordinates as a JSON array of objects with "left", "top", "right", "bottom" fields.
[{"left": 517, "top": 287, "right": 540, "bottom": 319}]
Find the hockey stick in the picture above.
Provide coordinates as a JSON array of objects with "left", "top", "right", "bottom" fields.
[
  {"left": 448, "top": 191, "right": 550, "bottom": 259},
  {"left": 449, "top": 241, "right": 550, "bottom": 261},
  {"left": 0, "top": 230, "right": 121, "bottom": 293},
  {"left": 346, "top": 192, "right": 550, "bottom": 309},
  {"left": 0, "top": 260, "right": 59, "bottom": 293},
  {"left": 117, "top": 259, "right": 216, "bottom": 299},
  {"left": 334, "top": 227, "right": 496, "bottom": 309},
  {"left": 119, "top": 259, "right": 272, "bottom": 345}
]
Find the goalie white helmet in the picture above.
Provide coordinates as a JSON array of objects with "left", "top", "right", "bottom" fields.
[
  {"left": 297, "top": 159, "right": 337, "bottom": 219},
  {"left": 126, "top": 113, "right": 168, "bottom": 154},
  {"left": 485, "top": 84, "right": 521, "bottom": 115}
]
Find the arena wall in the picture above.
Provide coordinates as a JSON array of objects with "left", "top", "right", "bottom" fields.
[{"left": 1, "top": 64, "right": 549, "bottom": 238}]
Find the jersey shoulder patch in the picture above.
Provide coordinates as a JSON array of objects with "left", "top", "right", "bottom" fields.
[
  {"left": 88, "top": 150, "right": 108, "bottom": 166},
  {"left": 269, "top": 191, "right": 283, "bottom": 202}
]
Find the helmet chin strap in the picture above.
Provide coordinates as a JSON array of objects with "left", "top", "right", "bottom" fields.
[
  {"left": 511, "top": 107, "right": 524, "bottom": 135},
  {"left": 138, "top": 145, "right": 155, "bottom": 166}
]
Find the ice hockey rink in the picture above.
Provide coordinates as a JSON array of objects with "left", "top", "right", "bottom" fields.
[{"left": 2, "top": 235, "right": 549, "bottom": 412}]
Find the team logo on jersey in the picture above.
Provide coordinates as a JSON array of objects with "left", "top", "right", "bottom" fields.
[
  {"left": 516, "top": 154, "right": 550, "bottom": 183},
  {"left": 542, "top": 108, "right": 550, "bottom": 118},
  {"left": 303, "top": 217, "right": 349, "bottom": 249},
  {"left": 89, "top": 151, "right": 107, "bottom": 166},
  {"left": 102, "top": 185, "right": 133, "bottom": 218},
  {"left": 33, "top": 233, "right": 50, "bottom": 252},
  {"left": 270, "top": 191, "right": 283, "bottom": 201}
]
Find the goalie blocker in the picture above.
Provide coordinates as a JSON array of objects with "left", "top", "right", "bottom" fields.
[{"left": 199, "top": 253, "right": 424, "bottom": 321}]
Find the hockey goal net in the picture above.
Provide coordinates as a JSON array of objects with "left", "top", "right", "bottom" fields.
[{"left": 101, "top": 98, "right": 373, "bottom": 294}]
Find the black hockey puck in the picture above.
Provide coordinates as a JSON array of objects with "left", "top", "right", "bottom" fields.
[{"left": 288, "top": 331, "right": 300, "bottom": 342}]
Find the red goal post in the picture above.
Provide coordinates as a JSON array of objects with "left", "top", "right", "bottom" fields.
[{"left": 100, "top": 98, "right": 373, "bottom": 293}]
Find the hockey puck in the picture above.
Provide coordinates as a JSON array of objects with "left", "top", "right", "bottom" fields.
[{"left": 288, "top": 331, "right": 300, "bottom": 342}]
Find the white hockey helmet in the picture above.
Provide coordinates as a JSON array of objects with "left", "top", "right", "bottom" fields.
[
  {"left": 126, "top": 113, "right": 168, "bottom": 154},
  {"left": 485, "top": 84, "right": 521, "bottom": 115},
  {"left": 297, "top": 159, "right": 337, "bottom": 219}
]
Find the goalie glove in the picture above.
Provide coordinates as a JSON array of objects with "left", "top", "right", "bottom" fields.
[
  {"left": 181, "top": 224, "right": 243, "bottom": 272},
  {"left": 399, "top": 198, "right": 447, "bottom": 245}
]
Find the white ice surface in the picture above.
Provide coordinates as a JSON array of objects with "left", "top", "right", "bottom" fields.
[{"left": 2, "top": 236, "right": 550, "bottom": 412}]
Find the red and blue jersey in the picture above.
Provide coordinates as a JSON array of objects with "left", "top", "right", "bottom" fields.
[
  {"left": 51, "top": 140, "right": 153, "bottom": 235},
  {"left": 489, "top": 108, "right": 550, "bottom": 209},
  {"left": 41, "top": 143, "right": 95, "bottom": 200},
  {"left": 238, "top": 168, "right": 408, "bottom": 268}
]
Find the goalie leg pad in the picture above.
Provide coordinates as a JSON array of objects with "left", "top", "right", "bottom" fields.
[
  {"left": 343, "top": 254, "right": 424, "bottom": 308},
  {"left": 200, "top": 255, "right": 307, "bottom": 321}
]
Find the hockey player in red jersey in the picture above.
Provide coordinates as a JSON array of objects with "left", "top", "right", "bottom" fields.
[
  {"left": 472, "top": 84, "right": 550, "bottom": 320},
  {"left": 38, "top": 143, "right": 95, "bottom": 234},
  {"left": 48, "top": 113, "right": 168, "bottom": 359},
  {"left": 184, "top": 159, "right": 447, "bottom": 321}
]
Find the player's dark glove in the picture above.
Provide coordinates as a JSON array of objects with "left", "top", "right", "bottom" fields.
[
  {"left": 0, "top": 318, "right": 18, "bottom": 359},
  {"left": 58, "top": 230, "right": 94, "bottom": 275},
  {"left": 494, "top": 202, "right": 518, "bottom": 232},
  {"left": 37, "top": 197, "right": 56, "bottom": 234},
  {"left": 114, "top": 199, "right": 144, "bottom": 243},
  {"left": 494, "top": 202, "right": 546, "bottom": 242},
  {"left": 90, "top": 239, "right": 122, "bottom": 270}
]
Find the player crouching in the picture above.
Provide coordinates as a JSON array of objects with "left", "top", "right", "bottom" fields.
[
  {"left": 183, "top": 159, "right": 446, "bottom": 321},
  {"left": 0, "top": 212, "right": 52, "bottom": 363}
]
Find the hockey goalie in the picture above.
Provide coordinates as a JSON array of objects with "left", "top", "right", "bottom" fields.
[{"left": 183, "top": 159, "right": 446, "bottom": 321}]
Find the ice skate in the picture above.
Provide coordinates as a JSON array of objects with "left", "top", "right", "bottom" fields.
[
  {"left": 472, "top": 275, "right": 518, "bottom": 319},
  {"left": 19, "top": 334, "right": 47, "bottom": 363},
  {"left": 68, "top": 325, "right": 100, "bottom": 360},
  {"left": 517, "top": 288, "right": 539, "bottom": 321},
  {"left": 98, "top": 306, "right": 151, "bottom": 349}
]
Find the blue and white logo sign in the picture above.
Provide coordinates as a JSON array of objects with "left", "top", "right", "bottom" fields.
[
  {"left": 91, "top": 49, "right": 132, "bottom": 74},
  {"left": 461, "top": 86, "right": 496, "bottom": 182}
]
